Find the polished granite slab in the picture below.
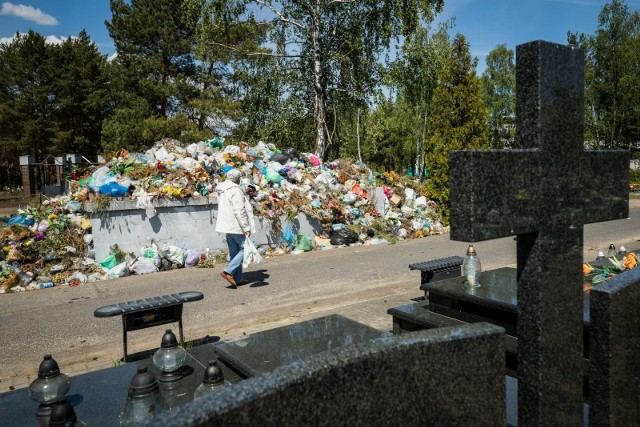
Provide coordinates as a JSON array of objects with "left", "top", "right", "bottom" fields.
[
  {"left": 422, "top": 267, "right": 591, "bottom": 327},
  {"left": 214, "top": 314, "right": 389, "bottom": 377}
]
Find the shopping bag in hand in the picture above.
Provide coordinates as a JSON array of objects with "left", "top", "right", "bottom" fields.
[{"left": 242, "top": 238, "right": 262, "bottom": 268}]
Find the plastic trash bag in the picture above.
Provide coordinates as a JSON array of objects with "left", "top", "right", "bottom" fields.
[
  {"left": 7, "top": 214, "right": 35, "bottom": 226},
  {"left": 294, "top": 235, "right": 313, "bottom": 252},
  {"left": 242, "top": 239, "right": 262, "bottom": 268},
  {"left": 140, "top": 244, "right": 161, "bottom": 268},
  {"left": 265, "top": 168, "right": 282, "bottom": 183},
  {"left": 282, "top": 222, "right": 295, "bottom": 244},
  {"left": 184, "top": 249, "right": 200, "bottom": 267},
  {"left": 223, "top": 145, "right": 240, "bottom": 154},
  {"left": 99, "top": 253, "right": 118, "bottom": 270},
  {"left": 98, "top": 182, "right": 129, "bottom": 197},
  {"left": 130, "top": 257, "right": 159, "bottom": 275},
  {"left": 37, "top": 220, "right": 49, "bottom": 232},
  {"left": 342, "top": 192, "right": 357, "bottom": 205},
  {"left": 330, "top": 229, "right": 358, "bottom": 246},
  {"left": 160, "top": 243, "right": 186, "bottom": 266},
  {"left": 108, "top": 262, "right": 130, "bottom": 278},
  {"left": 66, "top": 200, "right": 83, "bottom": 213},
  {"left": 205, "top": 137, "right": 224, "bottom": 149}
]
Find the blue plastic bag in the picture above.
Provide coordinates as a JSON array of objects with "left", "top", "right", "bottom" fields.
[
  {"left": 282, "top": 222, "right": 295, "bottom": 245},
  {"left": 98, "top": 182, "right": 129, "bottom": 198},
  {"left": 7, "top": 214, "right": 35, "bottom": 226}
]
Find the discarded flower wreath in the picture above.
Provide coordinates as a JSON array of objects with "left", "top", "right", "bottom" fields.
[{"left": 583, "top": 252, "right": 638, "bottom": 292}]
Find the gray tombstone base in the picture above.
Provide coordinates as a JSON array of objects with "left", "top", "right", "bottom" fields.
[{"left": 147, "top": 323, "right": 505, "bottom": 427}]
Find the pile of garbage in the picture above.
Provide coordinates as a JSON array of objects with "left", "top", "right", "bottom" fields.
[{"left": 0, "top": 138, "right": 446, "bottom": 293}]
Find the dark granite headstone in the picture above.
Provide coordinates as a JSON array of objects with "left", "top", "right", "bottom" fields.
[
  {"left": 589, "top": 268, "right": 640, "bottom": 425},
  {"left": 146, "top": 323, "right": 506, "bottom": 426},
  {"left": 449, "top": 40, "right": 629, "bottom": 426}
]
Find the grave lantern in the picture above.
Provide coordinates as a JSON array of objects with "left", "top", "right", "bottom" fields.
[
  {"left": 28, "top": 354, "right": 71, "bottom": 427},
  {"left": 607, "top": 244, "right": 617, "bottom": 258},
  {"left": 49, "top": 399, "right": 87, "bottom": 427},
  {"left": 152, "top": 329, "right": 187, "bottom": 383},
  {"left": 119, "top": 367, "right": 163, "bottom": 425},
  {"left": 194, "top": 360, "right": 228, "bottom": 399},
  {"left": 462, "top": 245, "right": 482, "bottom": 287}
]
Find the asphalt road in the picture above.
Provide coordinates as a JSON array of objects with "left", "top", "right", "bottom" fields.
[{"left": 2, "top": 198, "right": 640, "bottom": 385}]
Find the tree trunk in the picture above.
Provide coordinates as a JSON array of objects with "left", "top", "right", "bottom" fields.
[
  {"left": 312, "top": 1, "right": 327, "bottom": 160},
  {"left": 356, "top": 108, "right": 362, "bottom": 162},
  {"left": 418, "top": 108, "right": 428, "bottom": 177}
]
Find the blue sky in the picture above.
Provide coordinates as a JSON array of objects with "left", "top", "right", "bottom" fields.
[{"left": 1, "top": 1, "right": 638, "bottom": 73}]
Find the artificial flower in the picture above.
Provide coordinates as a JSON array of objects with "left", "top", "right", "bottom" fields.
[
  {"left": 623, "top": 253, "right": 637, "bottom": 270},
  {"left": 583, "top": 263, "right": 593, "bottom": 275}
]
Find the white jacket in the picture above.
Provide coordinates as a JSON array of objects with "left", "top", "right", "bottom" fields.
[{"left": 215, "top": 180, "right": 256, "bottom": 235}]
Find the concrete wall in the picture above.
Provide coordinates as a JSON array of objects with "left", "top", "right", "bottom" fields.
[{"left": 86, "top": 197, "right": 323, "bottom": 261}]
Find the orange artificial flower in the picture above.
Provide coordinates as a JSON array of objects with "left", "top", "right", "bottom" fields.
[
  {"left": 583, "top": 263, "right": 594, "bottom": 275},
  {"left": 623, "top": 253, "right": 637, "bottom": 270}
]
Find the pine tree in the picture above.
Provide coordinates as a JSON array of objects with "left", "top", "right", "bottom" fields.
[
  {"left": 425, "top": 33, "right": 489, "bottom": 222},
  {"left": 51, "top": 30, "right": 109, "bottom": 158},
  {"left": 0, "top": 31, "right": 56, "bottom": 162},
  {"left": 103, "top": 0, "right": 200, "bottom": 151}
]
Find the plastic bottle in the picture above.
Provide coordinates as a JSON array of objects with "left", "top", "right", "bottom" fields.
[
  {"left": 462, "top": 245, "right": 482, "bottom": 287},
  {"left": 40, "top": 282, "right": 55, "bottom": 289}
]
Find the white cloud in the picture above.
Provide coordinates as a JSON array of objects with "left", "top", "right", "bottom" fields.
[
  {"left": 0, "top": 32, "right": 74, "bottom": 45},
  {"left": 0, "top": 2, "right": 58, "bottom": 25},
  {"left": 44, "top": 35, "right": 69, "bottom": 45},
  {"left": 107, "top": 52, "right": 118, "bottom": 62},
  {"left": 0, "top": 35, "right": 16, "bottom": 44}
]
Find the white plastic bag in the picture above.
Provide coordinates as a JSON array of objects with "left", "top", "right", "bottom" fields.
[
  {"left": 131, "top": 257, "right": 159, "bottom": 275},
  {"left": 160, "top": 243, "right": 186, "bottom": 266},
  {"left": 108, "top": 262, "right": 130, "bottom": 278},
  {"left": 242, "top": 239, "right": 262, "bottom": 268}
]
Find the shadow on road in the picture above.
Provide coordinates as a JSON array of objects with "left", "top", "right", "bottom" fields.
[{"left": 246, "top": 269, "right": 270, "bottom": 287}]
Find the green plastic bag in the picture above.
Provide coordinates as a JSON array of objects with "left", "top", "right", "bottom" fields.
[
  {"left": 205, "top": 137, "right": 224, "bottom": 149},
  {"left": 99, "top": 253, "right": 118, "bottom": 270},
  {"left": 265, "top": 168, "right": 282, "bottom": 183},
  {"left": 294, "top": 235, "right": 313, "bottom": 252},
  {"left": 79, "top": 176, "right": 94, "bottom": 187}
]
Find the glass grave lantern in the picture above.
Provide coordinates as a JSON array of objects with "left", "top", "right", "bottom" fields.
[
  {"left": 28, "top": 354, "right": 71, "bottom": 427},
  {"left": 119, "top": 366, "right": 163, "bottom": 425},
  {"left": 194, "top": 360, "right": 228, "bottom": 399},
  {"left": 152, "top": 329, "right": 187, "bottom": 383},
  {"left": 49, "top": 400, "right": 87, "bottom": 427}
]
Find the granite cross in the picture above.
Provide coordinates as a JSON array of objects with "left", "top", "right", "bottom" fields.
[{"left": 448, "top": 41, "right": 629, "bottom": 426}]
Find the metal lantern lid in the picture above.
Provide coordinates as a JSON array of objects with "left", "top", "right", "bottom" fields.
[
  {"left": 160, "top": 329, "right": 179, "bottom": 349},
  {"left": 202, "top": 360, "right": 224, "bottom": 386},
  {"left": 609, "top": 243, "right": 616, "bottom": 250},
  {"left": 49, "top": 400, "right": 77, "bottom": 427},
  {"left": 466, "top": 245, "right": 477, "bottom": 256},
  {"left": 128, "top": 367, "right": 159, "bottom": 397},
  {"left": 38, "top": 354, "right": 61, "bottom": 379}
]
